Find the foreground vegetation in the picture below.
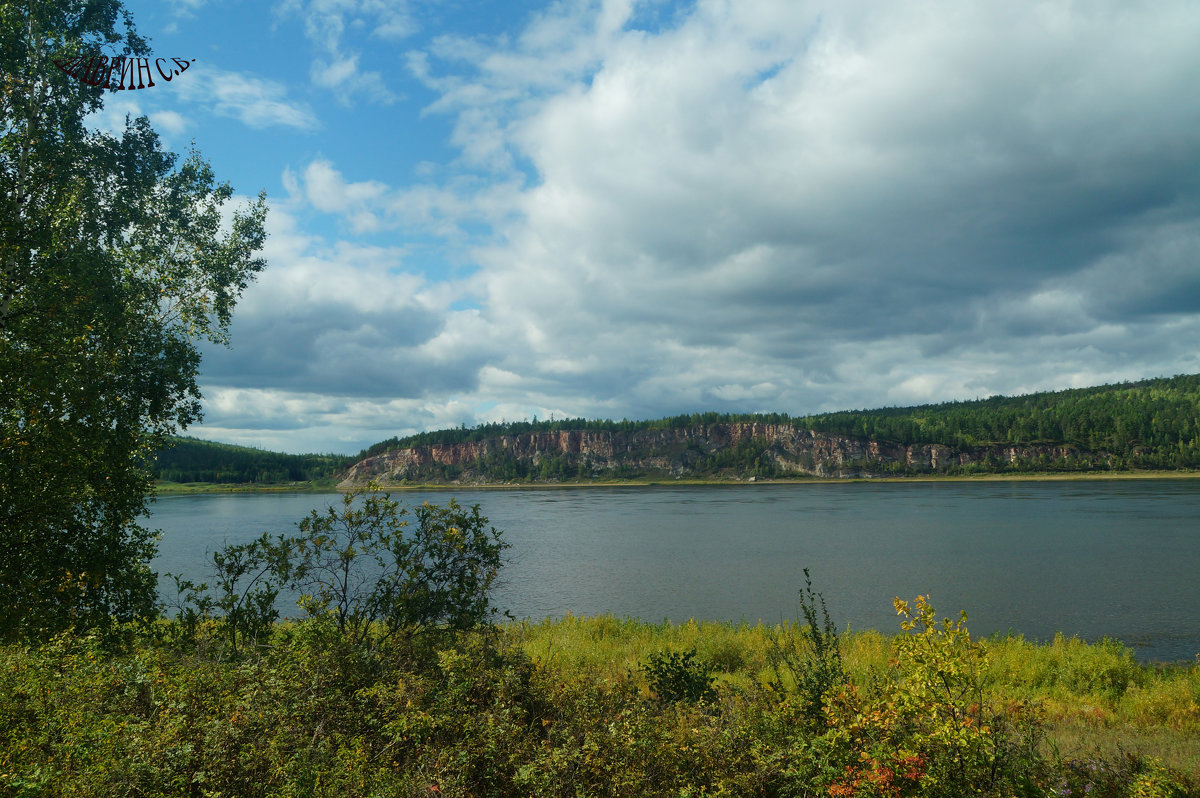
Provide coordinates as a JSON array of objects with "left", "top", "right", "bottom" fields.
[
  {"left": 3, "top": 604, "right": 1197, "bottom": 796},
  {"left": 7, "top": 486, "right": 1196, "bottom": 796}
]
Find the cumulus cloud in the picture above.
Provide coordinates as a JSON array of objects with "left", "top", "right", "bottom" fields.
[
  {"left": 446, "top": 0, "right": 1200, "bottom": 412},
  {"left": 199, "top": 206, "right": 498, "bottom": 404},
  {"left": 201, "top": 0, "right": 1200, "bottom": 452},
  {"left": 284, "top": 156, "right": 523, "bottom": 238},
  {"left": 177, "top": 64, "right": 319, "bottom": 129}
]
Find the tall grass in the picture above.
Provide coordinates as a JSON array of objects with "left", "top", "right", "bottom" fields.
[
  {"left": 510, "top": 615, "right": 1200, "bottom": 775},
  {"left": 2, "top": 615, "right": 1197, "bottom": 795}
]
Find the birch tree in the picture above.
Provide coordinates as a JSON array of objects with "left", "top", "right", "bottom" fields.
[{"left": 0, "top": 0, "right": 267, "bottom": 640}]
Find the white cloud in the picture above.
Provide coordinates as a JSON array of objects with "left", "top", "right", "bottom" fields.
[
  {"left": 178, "top": 65, "right": 319, "bottom": 130},
  {"left": 199, "top": 204, "right": 498, "bottom": 414},
  {"left": 202, "top": 0, "right": 1200, "bottom": 452},
  {"left": 151, "top": 109, "right": 189, "bottom": 137},
  {"left": 288, "top": 156, "right": 523, "bottom": 238},
  {"left": 429, "top": 1, "right": 1200, "bottom": 411},
  {"left": 310, "top": 53, "right": 397, "bottom": 104},
  {"left": 276, "top": 0, "right": 413, "bottom": 102},
  {"left": 301, "top": 158, "right": 388, "bottom": 224},
  {"left": 167, "top": 0, "right": 207, "bottom": 13}
]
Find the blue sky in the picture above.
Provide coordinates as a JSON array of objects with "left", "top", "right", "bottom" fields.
[{"left": 99, "top": 0, "right": 1200, "bottom": 454}]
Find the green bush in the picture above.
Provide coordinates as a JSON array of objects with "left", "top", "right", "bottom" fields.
[
  {"left": 3, "top": 590, "right": 1197, "bottom": 796},
  {"left": 765, "top": 569, "right": 847, "bottom": 730},
  {"left": 293, "top": 487, "right": 508, "bottom": 646},
  {"left": 165, "top": 532, "right": 295, "bottom": 658},
  {"left": 641, "top": 648, "right": 717, "bottom": 704},
  {"left": 783, "top": 595, "right": 1050, "bottom": 797},
  {"left": 167, "top": 487, "right": 509, "bottom": 656}
]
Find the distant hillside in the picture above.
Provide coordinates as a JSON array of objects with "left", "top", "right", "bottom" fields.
[
  {"left": 797, "top": 373, "right": 1200, "bottom": 459},
  {"left": 154, "top": 437, "right": 354, "bottom": 485},
  {"left": 346, "top": 374, "right": 1200, "bottom": 485}
]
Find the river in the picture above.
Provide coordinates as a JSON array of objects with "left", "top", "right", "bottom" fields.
[{"left": 148, "top": 479, "right": 1200, "bottom": 661}]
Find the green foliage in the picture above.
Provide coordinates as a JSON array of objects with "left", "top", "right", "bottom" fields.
[
  {"left": 796, "top": 595, "right": 1049, "bottom": 797},
  {"left": 153, "top": 436, "right": 353, "bottom": 484},
  {"left": 0, "top": 0, "right": 266, "bottom": 641},
  {"left": 0, "top": 613, "right": 1197, "bottom": 797},
  {"left": 293, "top": 487, "right": 412, "bottom": 644},
  {"left": 161, "top": 572, "right": 214, "bottom": 646},
  {"left": 1051, "top": 754, "right": 1194, "bottom": 798},
  {"left": 766, "top": 569, "right": 847, "bottom": 730},
  {"left": 293, "top": 486, "right": 509, "bottom": 645},
  {"left": 210, "top": 533, "right": 295, "bottom": 657},
  {"left": 164, "top": 532, "right": 296, "bottom": 658},
  {"left": 166, "top": 488, "right": 508, "bottom": 658},
  {"left": 641, "top": 648, "right": 717, "bottom": 704},
  {"left": 400, "top": 498, "right": 508, "bottom": 632},
  {"left": 990, "top": 633, "right": 1145, "bottom": 705},
  {"left": 797, "top": 374, "right": 1200, "bottom": 469},
  {"left": 354, "top": 374, "right": 1200, "bottom": 483}
]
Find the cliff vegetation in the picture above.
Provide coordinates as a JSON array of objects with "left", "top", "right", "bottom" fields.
[{"left": 343, "top": 374, "right": 1200, "bottom": 485}]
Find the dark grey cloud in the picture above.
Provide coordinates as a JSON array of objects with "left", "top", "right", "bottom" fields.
[
  {"left": 199, "top": 301, "right": 484, "bottom": 398},
  {"left": 198, "top": 1, "right": 1200, "bottom": 452},
  {"left": 468, "top": 0, "right": 1200, "bottom": 374}
]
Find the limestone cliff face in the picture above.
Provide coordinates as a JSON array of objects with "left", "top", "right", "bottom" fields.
[{"left": 338, "top": 424, "right": 1084, "bottom": 486}]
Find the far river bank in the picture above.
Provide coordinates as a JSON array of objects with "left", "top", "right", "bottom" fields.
[{"left": 154, "top": 469, "right": 1200, "bottom": 494}]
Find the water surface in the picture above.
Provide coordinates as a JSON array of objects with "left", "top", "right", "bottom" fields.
[{"left": 149, "top": 480, "right": 1200, "bottom": 661}]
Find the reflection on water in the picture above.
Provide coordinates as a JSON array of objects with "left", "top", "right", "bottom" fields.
[{"left": 149, "top": 480, "right": 1200, "bottom": 661}]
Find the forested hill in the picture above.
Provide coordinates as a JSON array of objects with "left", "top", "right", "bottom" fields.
[
  {"left": 797, "top": 373, "right": 1200, "bottom": 461},
  {"left": 159, "top": 374, "right": 1200, "bottom": 485},
  {"left": 154, "top": 437, "right": 353, "bottom": 485},
  {"left": 354, "top": 374, "right": 1200, "bottom": 477}
]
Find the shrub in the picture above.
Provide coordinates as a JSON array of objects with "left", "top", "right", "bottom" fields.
[
  {"left": 1052, "top": 753, "right": 1193, "bottom": 798},
  {"left": 765, "top": 569, "right": 848, "bottom": 729},
  {"left": 642, "top": 648, "right": 717, "bottom": 704},
  {"left": 164, "top": 532, "right": 295, "bottom": 658},
  {"left": 293, "top": 486, "right": 508, "bottom": 646},
  {"left": 802, "top": 595, "right": 1048, "bottom": 797},
  {"left": 167, "top": 487, "right": 508, "bottom": 655}
]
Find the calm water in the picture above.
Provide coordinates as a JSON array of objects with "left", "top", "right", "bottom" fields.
[{"left": 149, "top": 480, "right": 1200, "bottom": 661}]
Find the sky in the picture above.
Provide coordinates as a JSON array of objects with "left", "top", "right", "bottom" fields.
[{"left": 100, "top": 0, "right": 1200, "bottom": 455}]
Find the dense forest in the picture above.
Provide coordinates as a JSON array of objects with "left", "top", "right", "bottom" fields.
[
  {"left": 153, "top": 437, "right": 353, "bottom": 484},
  {"left": 159, "top": 375, "right": 1200, "bottom": 485},
  {"left": 360, "top": 374, "right": 1200, "bottom": 473},
  {"left": 800, "top": 374, "right": 1200, "bottom": 460}
]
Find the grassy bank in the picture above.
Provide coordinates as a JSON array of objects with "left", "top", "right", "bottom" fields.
[
  {"left": 515, "top": 616, "right": 1200, "bottom": 777},
  {"left": 3, "top": 612, "right": 1197, "bottom": 796},
  {"left": 153, "top": 478, "right": 343, "bottom": 495},
  {"left": 154, "top": 469, "right": 1200, "bottom": 495}
]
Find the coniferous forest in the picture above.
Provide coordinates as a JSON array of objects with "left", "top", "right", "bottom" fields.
[
  {"left": 157, "top": 374, "right": 1200, "bottom": 485},
  {"left": 153, "top": 438, "right": 353, "bottom": 485},
  {"left": 356, "top": 373, "right": 1200, "bottom": 476}
]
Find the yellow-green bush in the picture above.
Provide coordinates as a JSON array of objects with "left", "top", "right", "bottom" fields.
[{"left": 2, "top": 608, "right": 1197, "bottom": 797}]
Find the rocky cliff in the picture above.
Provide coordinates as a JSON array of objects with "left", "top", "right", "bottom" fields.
[{"left": 338, "top": 423, "right": 1091, "bottom": 486}]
